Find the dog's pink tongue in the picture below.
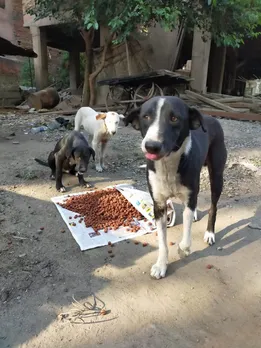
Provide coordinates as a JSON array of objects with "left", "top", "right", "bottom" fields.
[{"left": 145, "top": 153, "right": 159, "bottom": 160}]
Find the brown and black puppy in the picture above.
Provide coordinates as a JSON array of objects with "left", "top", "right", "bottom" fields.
[{"left": 35, "top": 131, "right": 95, "bottom": 192}]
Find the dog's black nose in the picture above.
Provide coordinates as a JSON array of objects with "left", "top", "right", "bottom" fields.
[
  {"left": 112, "top": 131, "right": 116, "bottom": 135},
  {"left": 145, "top": 141, "right": 162, "bottom": 154}
]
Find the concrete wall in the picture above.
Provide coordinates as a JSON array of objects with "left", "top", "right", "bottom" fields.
[
  {"left": 139, "top": 23, "right": 181, "bottom": 70},
  {"left": 23, "top": 0, "right": 65, "bottom": 27}
]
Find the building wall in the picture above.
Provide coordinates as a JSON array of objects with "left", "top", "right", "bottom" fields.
[
  {"left": 0, "top": 0, "right": 63, "bottom": 105},
  {"left": 139, "top": 23, "right": 182, "bottom": 70},
  {"left": 0, "top": 0, "right": 15, "bottom": 43},
  {"left": 0, "top": 0, "right": 32, "bottom": 48}
]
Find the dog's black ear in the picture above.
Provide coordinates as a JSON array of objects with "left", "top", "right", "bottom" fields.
[
  {"left": 66, "top": 147, "right": 76, "bottom": 159},
  {"left": 89, "top": 147, "right": 95, "bottom": 160},
  {"left": 189, "top": 107, "right": 206, "bottom": 132},
  {"left": 124, "top": 107, "right": 141, "bottom": 130}
]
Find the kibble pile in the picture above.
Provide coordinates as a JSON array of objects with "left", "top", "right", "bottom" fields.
[{"left": 60, "top": 188, "right": 144, "bottom": 233}]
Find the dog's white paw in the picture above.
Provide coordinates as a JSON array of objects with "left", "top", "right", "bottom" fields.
[
  {"left": 193, "top": 210, "right": 198, "bottom": 222},
  {"left": 59, "top": 187, "right": 66, "bottom": 192},
  {"left": 150, "top": 262, "right": 167, "bottom": 279},
  {"left": 178, "top": 242, "right": 191, "bottom": 258},
  {"left": 204, "top": 231, "right": 215, "bottom": 245},
  {"left": 96, "top": 165, "right": 103, "bottom": 172}
]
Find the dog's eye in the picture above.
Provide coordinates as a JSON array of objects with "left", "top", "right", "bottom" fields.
[
  {"left": 171, "top": 116, "right": 178, "bottom": 123},
  {"left": 143, "top": 115, "right": 150, "bottom": 120}
]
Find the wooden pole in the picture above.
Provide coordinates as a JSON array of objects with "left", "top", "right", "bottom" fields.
[{"left": 125, "top": 39, "right": 132, "bottom": 76}]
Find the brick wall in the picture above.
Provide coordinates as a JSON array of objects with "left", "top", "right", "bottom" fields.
[
  {"left": 12, "top": 0, "right": 32, "bottom": 49},
  {"left": 0, "top": 0, "right": 62, "bottom": 102},
  {"left": 0, "top": 57, "right": 21, "bottom": 106}
]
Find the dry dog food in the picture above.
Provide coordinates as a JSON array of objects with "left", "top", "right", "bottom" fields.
[{"left": 60, "top": 188, "right": 143, "bottom": 233}]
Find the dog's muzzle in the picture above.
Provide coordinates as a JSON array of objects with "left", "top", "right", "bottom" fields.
[
  {"left": 144, "top": 140, "right": 163, "bottom": 161},
  {"left": 145, "top": 140, "right": 162, "bottom": 154}
]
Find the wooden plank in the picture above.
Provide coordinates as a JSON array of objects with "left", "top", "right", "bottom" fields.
[
  {"left": 199, "top": 108, "right": 261, "bottom": 121},
  {"left": 185, "top": 90, "right": 239, "bottom": 112},
  {"left": 214, "top": 96, "right": 244, "bottom": 103},
  {"left": 227, "top": 102, "right": 261, "bottom": 109}
]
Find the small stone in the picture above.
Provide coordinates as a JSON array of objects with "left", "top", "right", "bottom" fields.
[
  {"left": 217, "top": 247, "right": 223, "bottom": 251},
  {"left": 18, "top": 253, "right": 26, "bottom": 258},
  {"left": 206, "top": 264, "right": 214, "bottom": 269},
  {"left": 1, "top": 289, "right": 10, "bottom": 302},
  {"left": 12, "top": 141, "right": 20, "bottom": 144}
]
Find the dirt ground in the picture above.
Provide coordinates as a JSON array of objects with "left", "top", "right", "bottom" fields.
[{"left": 1, "top": 110, "right": 261, "bottom": 348}]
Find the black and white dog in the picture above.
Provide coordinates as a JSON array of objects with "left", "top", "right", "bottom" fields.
[{"left": 124, "top": 96, "right": 227, "bottom": 279}]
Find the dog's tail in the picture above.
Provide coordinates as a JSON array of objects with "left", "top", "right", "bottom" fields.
[{"left": 34, "top": 158, "right": 49, "bottom": 167}]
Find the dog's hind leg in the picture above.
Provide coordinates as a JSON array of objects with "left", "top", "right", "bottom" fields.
[
  {"left": 204, "top": 143, "right": 227, "bottom": 245},
  {"left": 100, "top": 140, "right": 108, "bottom": 170},
  {"left": 150, "top": 201, "right": 168, "bottom": 279}
]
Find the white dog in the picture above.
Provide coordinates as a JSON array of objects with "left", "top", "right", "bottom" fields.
[{"left": 74, "top": 107, "right": 124, "bottom": 172}]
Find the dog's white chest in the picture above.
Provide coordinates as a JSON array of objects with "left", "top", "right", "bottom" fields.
[{"left": 148, "top": 154, "right": 190, "bottom": 204}]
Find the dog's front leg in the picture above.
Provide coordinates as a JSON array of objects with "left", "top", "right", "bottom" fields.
[
  {"left": 92, "top": 137, "right": 103, "bottom": 172},
  {"left": 77, "top": 173, "right": 92, "bottom": 188},
  {"left": 150, "top": 202, "right": 168, "bottom": 279},
  {"left": 54, "top": 153, "right": 66, "bottom": 192},
  {"left": 178, "top": 205, "right": 195, "bottom": 258}
]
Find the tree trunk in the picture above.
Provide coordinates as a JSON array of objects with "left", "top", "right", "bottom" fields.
[
  {"left": 81, "top": 29, "right": 94, "bottom": 106},
  {"left": 89, "top": 33, "right": 113, "bottom": 106}
]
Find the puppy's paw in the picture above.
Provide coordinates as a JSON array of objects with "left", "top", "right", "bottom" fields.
[
  {"left": 80, "top": 182, "right": 92, "bottom": 188},
  {"left": 57, "top": 186, "right": 66, "bottom": 193},
  {"left": 204, "top": 231, "right": 215, "bottom": 245},
  {"left": 178, "top": 242, "right": 191, "bottom": 258},
  {"left": 96, "top": 165, "right": 103, "bottom": 172},
  {"left": 150, "top": 262, "right": 167, "bottom": 280}
]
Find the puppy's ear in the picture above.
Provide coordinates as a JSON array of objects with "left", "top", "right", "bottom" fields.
[
  {"left": 118, "top": 114, "right": 125, "bottom": 119},
  {"left": 89, "top": 147, "right": 95, "bottom": 160},
  {"left": 66, "top": 147, "right": 76, "bottom": 159},
  {"left": 96, "top": 113, "right": 107, "bottom": 120},
  {"left": 189, "top": 107, "right": 206, "bottom": 132},
  {"left": 124, "top": 107, "right": 140, "bottom": 130}
]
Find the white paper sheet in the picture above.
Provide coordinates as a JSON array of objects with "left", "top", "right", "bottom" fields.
[{"left": 51, "top": 184, "right": 175, "bottom": 251}]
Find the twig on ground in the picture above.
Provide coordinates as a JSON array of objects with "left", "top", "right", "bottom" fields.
[{"left": 57, "top": 293, "right": 117, "bottom": 324}]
